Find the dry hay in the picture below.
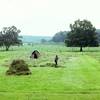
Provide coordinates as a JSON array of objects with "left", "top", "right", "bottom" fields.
[
  {"left": 30, "top": 50, "right": 40, "bottom": 59},
  {"left": 6, "top": 59, "right": 31, "bottom": 75}
]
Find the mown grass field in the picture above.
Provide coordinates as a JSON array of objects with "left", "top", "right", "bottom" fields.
[{"left": 0, "top": 44, "right": 100, "bottom": 100}]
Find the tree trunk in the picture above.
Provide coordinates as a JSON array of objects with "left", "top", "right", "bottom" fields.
[{"left": 80, "top": 46, "right": 83, "bottom": 52}]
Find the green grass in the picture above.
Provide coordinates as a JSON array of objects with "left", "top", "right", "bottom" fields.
[{"left": 0, "top": 45, "right": 100, "bottom": 99}]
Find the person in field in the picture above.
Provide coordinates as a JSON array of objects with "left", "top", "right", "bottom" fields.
[{"left": 54, "top": 55, "right": 59, "bottom": 66}]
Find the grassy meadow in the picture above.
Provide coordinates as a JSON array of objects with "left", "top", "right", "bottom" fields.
[{"left": 0, "top": 44, "right": 100, "bottom": 100}]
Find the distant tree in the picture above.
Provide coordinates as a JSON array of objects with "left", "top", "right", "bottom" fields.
[
  {"left": 41, "top": 39, "right": 47, "bottom": 43},
  {"left": 65, "top": 19, "right": 99, "bottom": 52},
  {"left": 52, "top": 31, "right": 67, "bottom": 42},
  {"left": 96, "top": 29, "right": 100, "bottom": 43},
  {"left": 0, "top": 32, "right": 3, "bottom": 47},
  {"left": 0, "top": 26, "right": 22, "bottom": 51}
]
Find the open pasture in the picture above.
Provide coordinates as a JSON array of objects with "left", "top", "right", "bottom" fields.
[{"left": 0, "top": 44, "right": 100, "bottom": 100}]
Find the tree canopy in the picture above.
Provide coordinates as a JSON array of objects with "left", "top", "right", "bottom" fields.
[
  {"left": 65, "top": 19, "right": 99, "bottom": 51},
  {"left": 0, "top": 26, "right": 22, "bottom": 51},
  {"left": 52, "top": 31, "right": 68, "bottom": 42}
]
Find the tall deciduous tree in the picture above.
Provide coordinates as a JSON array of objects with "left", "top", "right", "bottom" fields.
[
  {"left": 65, "top": 19, "right": 99, "bottom": 52},
  {"left": 0, "top": 26, "right": 22, "bottom": 51}
]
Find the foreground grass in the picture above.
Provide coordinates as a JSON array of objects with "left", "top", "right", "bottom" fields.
[{"left": 0, "top": 45, "right": 100, "bottom": 100}]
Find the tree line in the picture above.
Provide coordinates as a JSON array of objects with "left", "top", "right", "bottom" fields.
[
  {"left": 52, "top": 19, "right": 99, "bottom": 52},
  {"left": 0, "top": 19, "right": 99, "bottom": 52}
]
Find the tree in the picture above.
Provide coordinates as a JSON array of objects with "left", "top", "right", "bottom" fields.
[
  {"left": 96, "top": 29, "right": 100, "bottom": 43},
  {"left": 65, "top": 19, "right": 99, "bottom": 52},
  {"left": 52, "top": 31, "right": 67, "bottom": 42},
  {"left": 0, "top": 32, "right": 3, "bottom": 47},
  {"left": 41, "top": 39, "right": 47, "bottom": 44},
  {"left": 0, "top": 26, "right": 22, "bottom": 51}
]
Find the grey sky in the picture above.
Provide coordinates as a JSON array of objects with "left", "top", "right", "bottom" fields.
[{"left": 0, "top": 0, "right": 100, "bottom": 36}]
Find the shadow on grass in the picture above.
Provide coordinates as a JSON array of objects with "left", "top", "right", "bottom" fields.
[
  {"left": 0, "top": 49, "right": 17, "bottom": 52},
  {"left": 65, "top": 47, "right": 100, "bottom": 52},
  {"left": 66, "top": 50, "right": 100, "bottom": 52},
  {"left": 32, "top": 63, "right": 64, "bottom": 68}
]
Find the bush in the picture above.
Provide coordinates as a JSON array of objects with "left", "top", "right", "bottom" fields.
[{"left": 6, "top": 59, "right": 31, "bottom": 75}]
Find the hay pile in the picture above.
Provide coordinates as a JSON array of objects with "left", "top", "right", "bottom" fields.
[
  {"left": 6, "top": 59, "right": 31, "bottom": 75},
  {"left": 30, "top": 50, "right": 40, "bottom": 59}
]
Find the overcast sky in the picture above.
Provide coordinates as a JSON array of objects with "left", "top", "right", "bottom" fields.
[{"left": 0, "top": 0, "right": 100, "bottom": 36}]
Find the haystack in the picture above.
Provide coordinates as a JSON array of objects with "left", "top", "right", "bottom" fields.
[
  {"left": 6, "top": 59, "right": 31, "bottom": 75},
  {"left": 30, "top": 50, "right": 40, "bottom": 59}
]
